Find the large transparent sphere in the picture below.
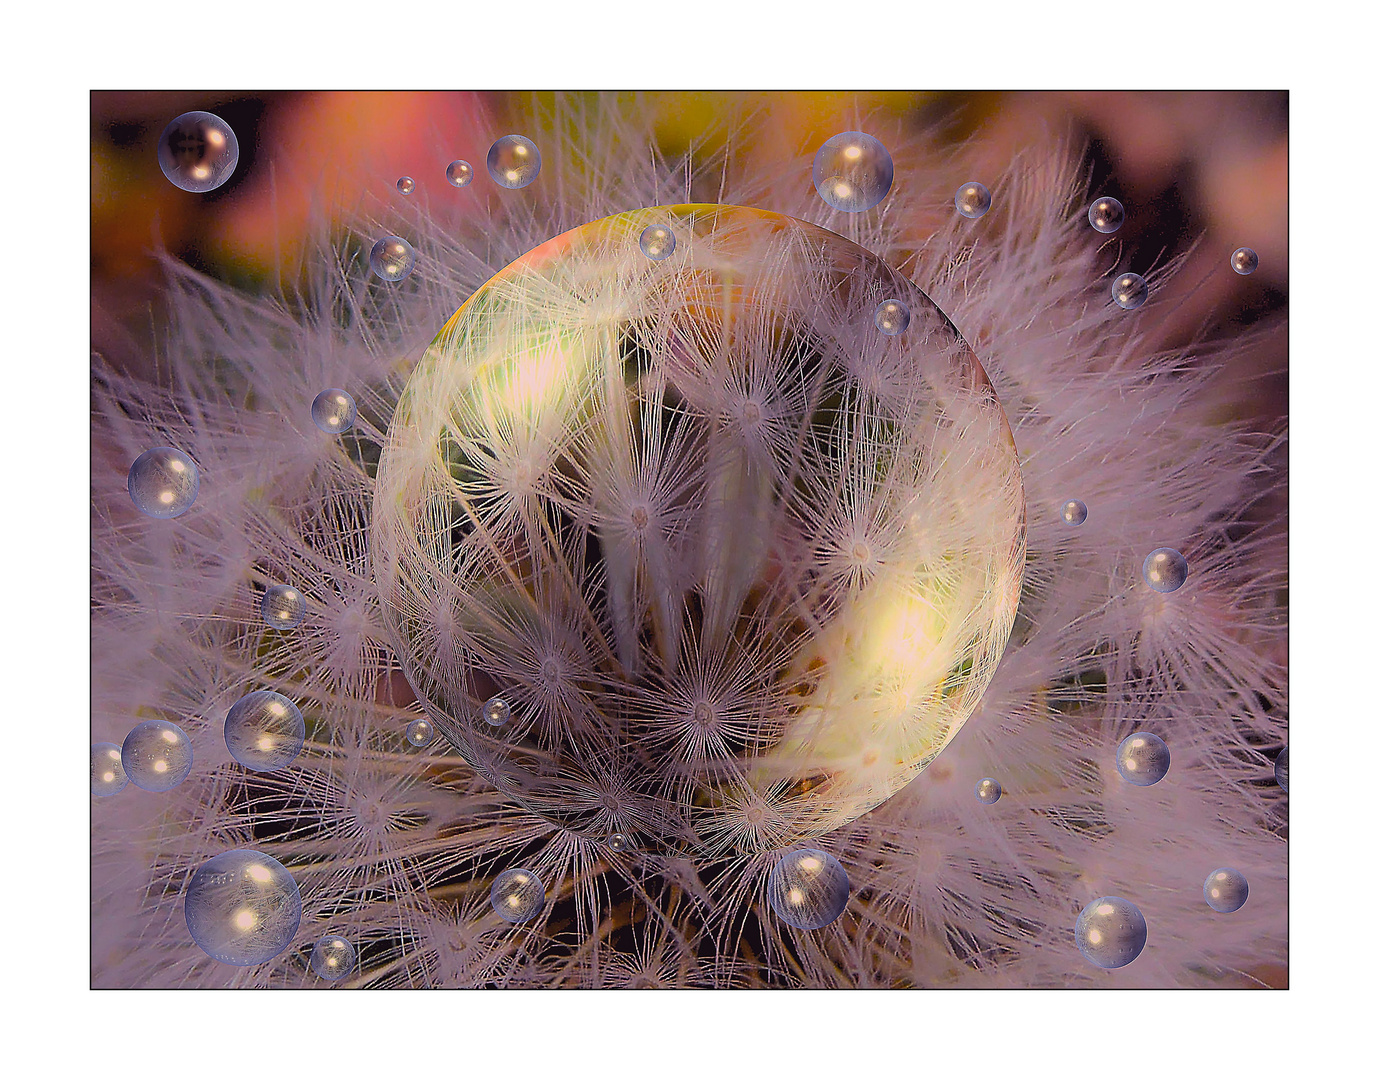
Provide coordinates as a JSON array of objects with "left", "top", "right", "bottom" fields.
[
  {"left": 224, "top": 690, "right": 305, "bottom": 772},
  {"left": 184, "top": 849, "right": 301, "bottom": 966},
  {"left": 487, "top": 135, "right": 541, "bottom": 189},
  {"left": 91, "top": 743, "right": 128, "bottom": 797},
  {"left": 128, "top": 447, "right": 199, "bottom": 519},
  {"left": 955, "top": 181, "right": 992, "bottom": 219},
  {"left": 812, "top": 132, "right": 894, "bottom": 212},
  {"left": 370, "top": 236, "right": 417, "bottom": 282},
  {"left": 261, "top": 584, "right": 306, "bottom": 630},
  {"left": 373, "top": 205, "right": 1026, "bottom": 858},
  {"left": 1116, "top": 731, "right": 1170, "bottom": 786},
  {"left": 1203, "top": 867, "right": 1249, "bottom": 913},
  {"left": 1143, "top": 547, "right": 1189, "bottom": 593},
  {"left": 1075, "top": 896, "right": 1147, "bottom": 969},
  {"left": 767, "top": 848, "right": 850, "bottom": 930},
  {"left": 310, "top": 934, "right": 357, "bottom": 980},
  {"left": 312, "top": 388, "right": 357, "bottom": 434},
  {"left": 490, "top": 867, "right": 545, "bottom": 923},
  {"left": 121, "top": 719, "right": 193, "bottom": 792},
  {"left": 157, "top": 111, "right": 239, "bottom": 193}
]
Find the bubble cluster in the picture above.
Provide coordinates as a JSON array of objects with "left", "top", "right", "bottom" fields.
[
  {"left": 121, "top": 719, "right": 193, "bottom": 792},
  {"left": 1075, "top": 896, "right": 1147, "bottom": 969},
  {"left": 310, "top": 935, "right": 357, "bottom": 980},
  {"left": 1143, "top": 548, "right": 1189, "bottom": 593},
  {"left": 1112, "top": 272, "right": 1149, "bottom": 311},
  {"left": 261, "top": 584, "right": 306, "bottom": 630},
  {"left": 482, "top": 695, "right": 511, "bottom": 727},
  {"left": 1061, "top": 499, "right": 1088, "bottom": 526},
  {"left": 767, "top": 849, "right": 850, "bottom": 930},
  {"left": 369, "top": 236, "right": 417, "bottom": 282},
  {"left": 312, "top": 388, "right": 357, "bottom": 434},
  {"left": 157, "top": 111, "right": 239, "bottom": 193},
  {"left": 1274, "top": 746, "right": 1288, "bottom": 792},
  {"left": 955, "top": 181, "right": 992, "bottom": 219},
  {"left": 224, "top": 690, "right": 305, "bottom": 773},
  {"left": 128, "top": 447, "right": 200, "bottom": 519},
  {"left": 812, "top": 132, "right": 894, "bottom": 212},
  {"left": 1231, "top": 247, "right": 1259, "bottom": 275},
  {"left": 396, "top": 176, "right": 415, "bottom": 195},
  {"left": 974, "top": 777, "right": 1002, "bottom": 804},
  {"left": 874, "top": 298, "right": 910, "bottom": 335},
  {"left": 405, "top": 718, "right": 434, "bottom": 747},
  {"left": 487, "top": 135, "right": 541, "bottom": 189},
  {"left": 490, "top": 867, "right": 545, "bottom": 923},
  {"left": 184, "top": 849, "right": 302, "bottom": 966},
  {"left": 445, "top": 159, "right": 474, "bottom": 188},
  {"left": 1116, "top": 732, "right": 1170, "bottom": 786},
  {"left": 91, "top": 743, "right": 128, "bottom": 797},
  {"left": 639, "top": 223, "right": 676, "bottom": 261},
  {"left": 1203, "top": 867, "right": 1249, "bottom": 913},
  {"left": 1088, "top": 196, "right": 1125, "bottom": 234}
]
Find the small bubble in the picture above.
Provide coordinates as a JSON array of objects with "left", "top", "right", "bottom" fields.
[
  {"left": 128, "top": 447, "right": 199, "bottom": 519},
  {"left": 1088, "top": 196, "right": 1125, "bottom": 234},
  {"left": 185, "top": 849, "right": 301, "bottom": 966},
  {"left": 639, "top": 223, "right": 676, "bottom": 261},
  {"left": 312, "top": 388, "right": 357, "bottom": 434},
  {"left": 1142, "top": 547, "right": 1189, "bottom": 593},
  {"left": 310, "top": 935, "right": 357, "bottom": 981},
  {"left": 369, "top": 236, "right": 417, "bottom": 282},
  {"left": 1203, "top": 867, "right": 1249, "bottom": 913},
  {"left": 607, "top": 832, "right": 632, "bottom": 852},
  {"left": 483, "top": 695, "right": 511, "bottom": 726},
  {"left": 405, "top": 718, "right": 434, "bottom": 747},
  {"left": 445, "top": 160, "right": 474, "bottom": 188},
  {"left": 1274, "top": 746, "right": 1288, "bottom": 793},
  {"left": 1116, "top": 732, "right": 1170, "bottom": 786},
  {"left": 396, "top": 176, "right": 415, "bottom": 195},
  {"left": 767, "top": 848, "right": 850, "bottom": 930},
  {"left": 1075, "top": 896, "right": 1147, "bottom": 969},
  {"left": 224, "top": 690, "right": 305, "bottom": 773},
  {"left": 487, "top": 135, "right": 541, "bottom": 189},
  {"left": 122, "top": 719, "right": 193, "bottom": 792},
  {"left": 812, "top": 132, "right": 894, "bottom": 212},
  {"left": 1061, "top": 499, "right": 1088, "bottom": 526},
  {"left": 260, "top": 585, "right": 306, "bottom": 630},
  {"left": 1231, "top": 247, "right": 1259, "bottom": 275},
  {"left": 874, "top": 299, "right": 910, "bottom": 335},
  {"left": 955, "top": 181, "right": 992, "bottom": 219},
  {"left": 490, "top": 867, "right": 545, "bottom": 923},
  {"left": 974, "top": 777, "right": 1002, "bottom": 804},
  {"left": 1112, "top": 272, "right": 1149, "bottom": 310},
  {"left": 157, "top": 111, "right": 239, "bottom": 193},
  {"left": 91, "top": 743, "right": 128, "bottom": 797}
]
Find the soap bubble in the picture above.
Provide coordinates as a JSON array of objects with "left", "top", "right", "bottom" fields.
[
  {"left": 607, "top": 832, "right": 632, "bottom": 852},
  {"left": 812, "top": 132, "right": 893, "bottom": 212},
  {"left": 128, "top": 446, "right": 199, "bottom": 519},
  {"left": 974, "top": 777, "right": 1002, "bottom": 804},
  {"left": 184, "top": 849, "right": 302, "bottom": 966},
  {"left": 487, "top": 135, "right": 541, "bottom": 189},
  {"left": 122, "top": 719, "right": 193, "bottom": 792},
  {"left": 1117, "top": 731, "right": 1170, "bottom": 786},
  {"left": 445, "top": 160, "right": 474, "bottom": 188},
  {"left": 1203, "top": 867, "right": 1249, "bottom": 913},
  {"left": 1061, "top": 499, "right": 1088, "bottom": 526},
  {"left": 312, "top": 388, "right": 357, "bottom": 434},
  {"left": 224, "top": 690, "right": 305, "bottom": 773},
  {"left": 369, "top": 236, "right": 417, "bottom": 282},
  {"left": 310, "top": 934, "right": 357, "bottom": 980},
  {"left": 874, "top": 299, "right": 910, "bottom": 335},
  {"left": 1075, "top": 896, "right": 1147, "bottom": 969},
  {"left": 261, "top": 584, "right": 306, "bottom": 630},
  {"left": 955, "top": 181, "right": 992, "bottom": 219},
  {"left": 1112, "top": 272, "right": 1149, "bottom": 310},
  {"left": 396, "top": 176, "right": 415, "bottom": 195},
  {"left": 1142, "top": 547, "right": 1189, "bottom": 593},
  {"left": 490, "top": 867, "right": 545, "bottom": 923},
  {"left": 1275, "top": 746, "right": 1288, "bottom": 792},
  {"left": 405, "top": 718, "right": 434, "bottom": 747},
  {"left": 157, "top": 111, "right": 239, "bottom": 193},
  {"left": 1231, "top": 247, "right": 1259, "bottom": 275},
  {"left": 639, "top": 223, "right": 676, "bottom": 261},
  {"left": 91, "top": 743, "right": 128, "bottom": 797},
  {"left": 1088, "top": 196, "right": 1125, "bottom": 234},
  {"left": 483, "top": 695, "right": 511, "bottom": 727},
  {"left": 767, "top": 848, "right": 850, "bottom": 930}
]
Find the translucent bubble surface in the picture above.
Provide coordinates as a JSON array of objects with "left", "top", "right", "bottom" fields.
[
  {"left": 128, "top": 447, "right": 199, "bottom": 519},
  {"left": 184, "top": 849, "right": 301, "bottom": 966},
  {"left": 812, "top": 132, "right": 893, "bottom": 212},
  {"left": 122, "top": 719, "right": 193, "bottom": 792},
  {"left": 1088, "top": 197, "right": 1125, "bottom": 234},
  {"left": 1143, "top": 547, "right": 1189, "bottom": 593},
  {"left": 261, "top": 584, "right": 306, "bottom": 630},
  {"left": 373, "top": 205, "right": 1026, "bottom": 858},
  {"left": 396, "top": 176, "right": 415, "bottom": 195},
  {"left": 369, "top": 236, "right": 417, "bottom": 282},
  {"left": 1203, "top": 867, "right": 1249, "bottom": 913},
  {"left": 312, "top": 388, "right": 357, "bottom": 434},
  {"left": 224, "top": 690, "right": 305, "bottom": 772},
  {"left": 974, "top": 777, "right": 1002, "bottom": 804},
  {"left": 874, "top": 299, "right": 910, "bottom": 335},
  {"left": 446, "top": 160, "right": 474, "bottom": 188},
  {"left": 310, "top": 935, "right": 357, "bottom": 980},
  {"left": 490, "top": 867, "right": 545, "bottom": 923},
  {"left": 1112, "top": 272, "right": 1149, "bottom": 310},
  {"left": 91, "top": 743, "right": 128, "bottom": 797},
  {"left": 157, "top": 111, "right": 239, "bottom": 193},
  {"left": 1231, "top": 247, "right": 1259, "bottom": 275},
  {"left": 639, "top": 223, "right": 676, "bottom": 261},
  {"left": 487, "top": 135, "right": 541, "bottom": 189},
  {"left": 482, "top": 695, "right": 512, "bottom": 727},
  {"left": 767, "top": 849, "right": 850, "bottom": 930},
  {"left": 955, "top": 181, "right": 992, "bottom": 219},
  {"left": 1275, "top": 745, "right": 1288, "bottom": 792},
  {"left": 1075, "top": 896, "right": 1147, "bottom": 969},
  {"left": 405, "top": 718, "right": 434, "bottom": 746},
  {"left": 1061, "top": 499, "right": 1088, "bottom": 525},
  {"left": 607, "top": 832, "right": 632, "bottom": 852},
  {"left": 1117, "top": 731, "right": 1170, "bottom": 786}
]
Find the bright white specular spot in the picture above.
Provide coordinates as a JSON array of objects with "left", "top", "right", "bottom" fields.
[
  {"left": 1076, "top": 896, "right": 1147, "bottom": 969},
  {"left": 91, "top": 743, "right": 129, "bottom": 797},
  {"left": 157, "top": 111, "right": 239, "bottom": 192},
  {"left": 813, "top": 132, "right": 893, "bottom": 212},
  {"left": 225, "top": 690, "right": 305, "bottom": 773},
  {"left": 369, "top": 236, "right": 417, "bottom": 282},
  {"left": 490, "top": 867, "right": 545, "bottom": 923},
  {"left": 311, "top": 935, "right": 357, "bottom": 980},
  {"left": 128, "top": 447, "right": 199, "bottom": 519},
  {"left": 121, "top": 719, "right": 193, "bottom": 791},
  {"left": 1089, "top": 196, "right": 1125, "bottom": 233},
  {"left": 486, "top": 135, "right": 541, "bottom": 189},
  {"left": 446, "top": 159, "right": 474, "bottom": 188},
  {"left": 312, "top": 388, "right": 357, "bottom": 434},
  {"left": 768, "top": 849, "right": 849, "bottom": 930},
  {"left": 955, "top": 181, "right": 992, "bottom": 219}
]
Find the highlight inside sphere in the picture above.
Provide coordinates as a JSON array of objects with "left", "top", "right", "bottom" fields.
[
  {"left": 396, "top": 176, "right": 416, "bottom": 195},
  {"left": 370, "top": 236, "right": 417, "bottom": 282},
  {"left": 1075, "top": 896, "right": 1147, "bottom": 969},
  {"left": 312, "top": 388, "right": 357, "bottom": 434},
  {"left": 490, "top": 867, "right": 545, "bottom": 923},
  {"left": 1089, "top": 196, "right": 1125, "bottom": 233},
  {"left": 1203, "top": 867, "right": 1249, "bottom": 913},
  {"left": 767, "top": 848, "right": 850, "bottom": 930},
  {"left": 373, "top": 204, "right": 1026, "bottom": 858},
  {"left": 91, "top": 742, "right": 128, "bottom": 797},
  {"left": 184, "top": 849, "right": 302, "bottom": 966},
  {"left": 261, "top": 584, "right": 306, "bottom": 630},
  {"left": 1112, "top": 272, "right": 1149, "bottom": 310},
  {"left": 1061, "top": 499, "right": 1088, "bottom": 526},
  {"left": 405, "top": 718, "right": 434, "bottom": 746},
  {"left": 224, "top": 690, "right": 305, "bottom": 773},
  {"left": 157, "top": 111, "right": 239, "bottom": 193},
  {"left": 1143, "top": 547, "right": 1189, "bottom": 593},
  {"left": 1116, "top": 731, "right": 1170, "bottom": 786},
  {"left": 446, "top": 160, "right": 474, "bottom": 188},
  {"left": 955, "top": 181, "right": 992, "bottom": 219},
  {"left": 812, "top": 133, "right": 894, "bottom": 212},
  {"left": 975, "top": 777, "right": 1002, "bottom": 804},
  {"left": 310, "top": 935, "right": 357, "bottom": 980},
  {"left": 487, "top": 134, "right": 542, "bottom": 189},
  {"left": 121, "top": 719, "right": 193, "bottom": 792},
  {"left": 128, "top": 446, "right": 199, "bottom": 519},
  {"left": 1231, "top": 246, "right": 1259, "bottom": 275}
]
